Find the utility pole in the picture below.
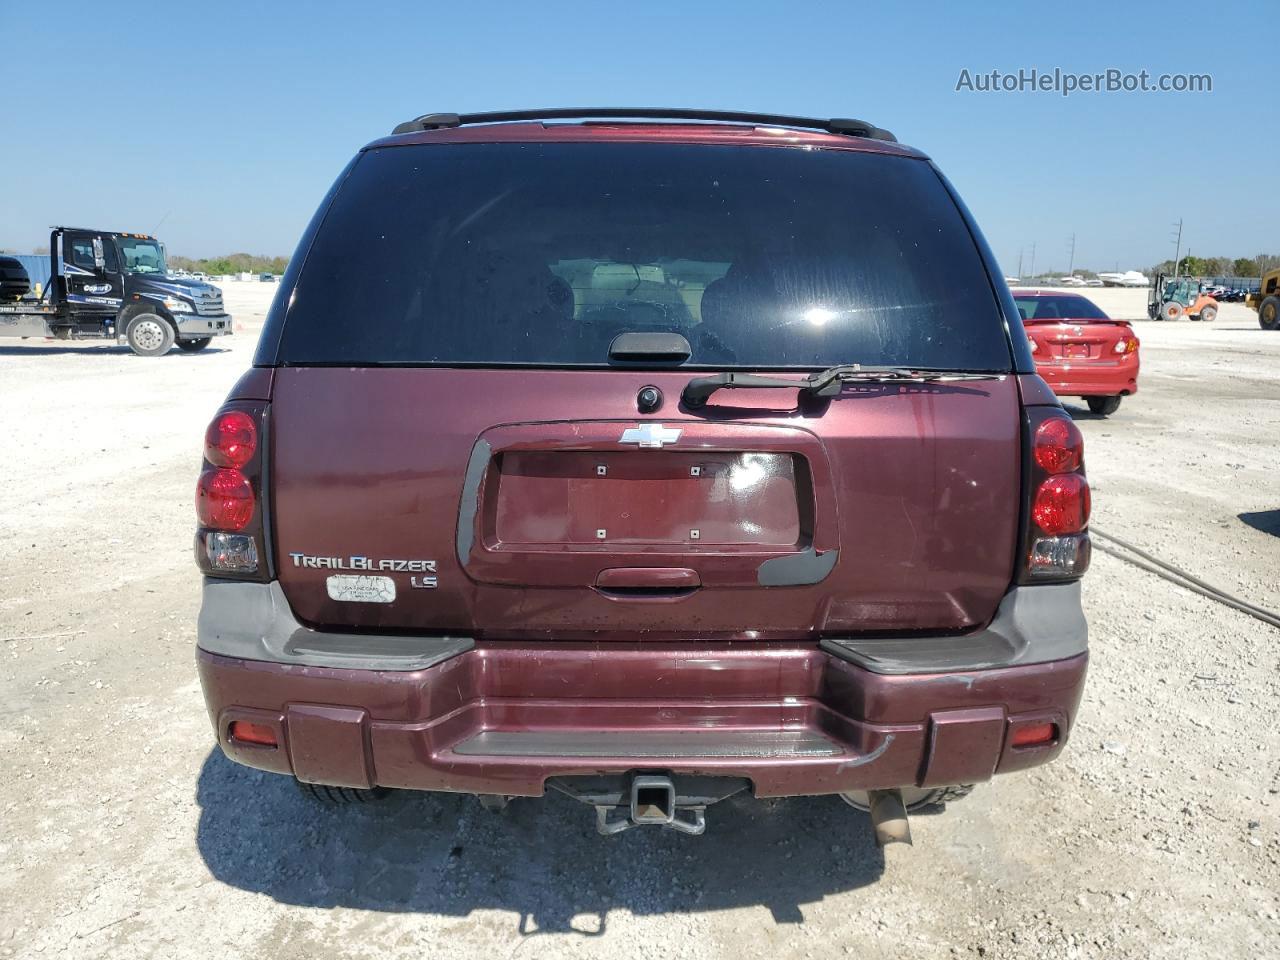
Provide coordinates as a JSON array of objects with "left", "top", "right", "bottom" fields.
[
  {"left": 1017, "top": 248, "right": 1024, "bottom": 278},
  {"left": 1067, "top": 233, "right": 1076, "bottom": 275},
  {"left": 1170, "top": 218, "right": 1184, "bottom": 275},
  {"left": 1029, "top": 241, "right": 1037, "bottom": 278}
]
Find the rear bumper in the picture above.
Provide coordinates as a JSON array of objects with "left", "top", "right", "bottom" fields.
[
  {"left": 196, "top": 580, "right": 1089, "bottom": 798},
  {"left": 1039, "top": 358, "right": 1138, "bottom": 397},
  {"left": 198, "top": 646, "right": 1086, "bottom": 796}
]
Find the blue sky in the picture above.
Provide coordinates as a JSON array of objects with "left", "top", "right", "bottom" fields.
[{"left": 2, "top": 0, "right": 1273, "bottom": 273}]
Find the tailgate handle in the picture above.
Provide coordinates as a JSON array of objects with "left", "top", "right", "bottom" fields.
[{"left": 594, "top": 567, "right": 701, "bottom": 595}]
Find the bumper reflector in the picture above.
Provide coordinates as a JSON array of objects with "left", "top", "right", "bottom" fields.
[
  {"left": 229, "top": 720, "right": 277, "bottom": 747},
  {"left": 1010, "top": 721, "right": 1057, "bottom": 748}
]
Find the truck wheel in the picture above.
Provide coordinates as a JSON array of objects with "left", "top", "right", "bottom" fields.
[
  {"left": 296, "top": 781, "right": 392, "bottom": 805},
  {"left": 1260, "top": 296, "right": 1280, "bottom": 330},
  {"left": 1087, "top": 395, "right": 1122, "bottom": 416},
  {"left": 1159, "top": 300, "right": 1184, "bottom": 321},
  {"left": 176, "top": 337, "right": 212, "bottom": 352},
  {"left": 1198, "top": 304, "right": 1217, "bottom": 322},
  {"left": 125, "top": 312, "right": 175, "bottom": 357}
]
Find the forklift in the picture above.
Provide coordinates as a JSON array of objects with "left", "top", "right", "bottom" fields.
[{"left": 1147, "top": 274, "right": 1218, "bottom": 322}]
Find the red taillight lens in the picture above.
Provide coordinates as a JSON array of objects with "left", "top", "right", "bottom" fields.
[
  {"left": 197, "top": 468, "right": 255, "bottom": 531},
  {"left": 1010, "top": 721, "right": 1057, "bottom": 747},
  {"left": 1033, "top": 416, "right": 1083, "bottom": 474},
  {"left": 1032, "top": 474, "right": 1090, "bottom": 535},
  {"left": 196, "top": 404, "right": 266, "bottom": 579},
  {"left": 205, "top": 410, "right": 257, "bottom": 468},
  {"left": 229, "top": 720, "right": 277, "bottom": 747},
  {"left": 1113, "top": 336, "right": 1138, "bottom": 354}
]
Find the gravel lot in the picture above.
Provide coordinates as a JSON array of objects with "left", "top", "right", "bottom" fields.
[{"left": 1, "top": 286, "right": 1276, "bottom": 959}]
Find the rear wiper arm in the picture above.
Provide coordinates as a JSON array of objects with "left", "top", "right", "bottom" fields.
[{"left": 682, "top": 365, "right": 1000, "bottom": 408}]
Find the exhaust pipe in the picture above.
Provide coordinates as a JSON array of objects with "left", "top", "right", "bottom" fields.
[{"left": 866, "top": 789, "right": 913, "bottom": 846}]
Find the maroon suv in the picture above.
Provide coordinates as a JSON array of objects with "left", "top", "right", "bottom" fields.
[{"left": 195, "top": 109, "right": 1090, "bottom": 843}]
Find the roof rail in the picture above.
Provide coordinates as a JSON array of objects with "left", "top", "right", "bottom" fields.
[{"left": 390, "top": 108, "right": 896, "bottom": 142}]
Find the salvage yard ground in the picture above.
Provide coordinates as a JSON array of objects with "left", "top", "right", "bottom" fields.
[{"left": 0, "top": 286, "right": 1276, "bottom": 959}]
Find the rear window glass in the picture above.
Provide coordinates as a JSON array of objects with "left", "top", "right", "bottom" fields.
[
  {"left": 1015, "top": 296, "right": 1109, "bottom": 321},
  {"left": 279, "top": 142, "right": 1010, "bottom": 370}
]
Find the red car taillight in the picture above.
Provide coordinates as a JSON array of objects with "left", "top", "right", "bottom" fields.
[
  {"left": 1113, "top": 335, "right": 1139, "bottom": 354},
  {"left": 1021, "top": 409, "right": 1091, "bottom": 581},
  {"left": 195, "top": 404, "right": 269, "bottom": 579}
]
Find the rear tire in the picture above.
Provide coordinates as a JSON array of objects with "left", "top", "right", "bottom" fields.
[
  {"left": 1259, "top": 296, "right": 1280, "bottom": 330},
  {"left": 1160, "top": 300, "right": 1184, "bottom": 321},
  {"left": 1087, "top": 395, "right": 1122, "bottom": 416},
  {"left": 176, "top": 337, "right": 212, "bottom": 352},
  {"left": 124, "top": 311, "right": 175, "bottom": 357},
  {"left": 297, "top": 781, "right": 392, "bottom": 805},
  {"left": 1198, "top": 304, "right": 1217, "bottom": 322}
]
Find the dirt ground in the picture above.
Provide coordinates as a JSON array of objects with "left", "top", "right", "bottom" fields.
[{"left": 1, "top": 285, "right": 1277, "bottom": 959}]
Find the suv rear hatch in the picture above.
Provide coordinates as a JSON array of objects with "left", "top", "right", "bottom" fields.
[{"left": 264, "top": 139, "right": 1021, "bottom": 639}]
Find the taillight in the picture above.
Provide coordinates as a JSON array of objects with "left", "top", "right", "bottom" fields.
[
  {"left": 204, "top": 410, "right": 257, "bottom": 467},
  {"left": 196, "top": 403, "right": 268, "bottom": 579},
  {"left": 1033, "top": 417, "right": 1083, "bottom": 474},
  {"left": 196, "top": 468, "right": 255, "bottom": 530},
  {"left": 1022, "top": 408, "right": 1091, "bottom": 581},
  {"left": 1113, "top": 336, "right": 1139, "bottom": 354},
  {"left": 1032, "top": 474, "right": 1090, "bottom": 534}
]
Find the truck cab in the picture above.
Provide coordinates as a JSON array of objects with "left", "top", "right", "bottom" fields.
[{"left": 0, "top": 227, "right": 233, "bottom": 356}]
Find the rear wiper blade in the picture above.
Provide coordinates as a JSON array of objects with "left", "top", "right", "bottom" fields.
[{"left": 682, "top": 365, "right": 1000, "bottom": 408}]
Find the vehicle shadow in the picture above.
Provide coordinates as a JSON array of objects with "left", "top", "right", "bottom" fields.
[
  {"left": 1239, "top": 509, "right": 1280, "bottom": 538},
  {"left": 194, "top": 750, "right": 886, "bottom": 932}
]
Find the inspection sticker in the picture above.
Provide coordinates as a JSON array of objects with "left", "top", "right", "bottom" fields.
[{"left": 326, "top": 574, "right": 396, "bottom": 604}]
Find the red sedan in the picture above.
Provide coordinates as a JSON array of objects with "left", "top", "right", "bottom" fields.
[{"left": 1015, "top": 291, "right": 1140, "bottom": 416}]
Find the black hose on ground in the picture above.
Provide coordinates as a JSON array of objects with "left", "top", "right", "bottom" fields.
[{"left": 1090, "top": 527, "right": 1280, "bottom": 630}]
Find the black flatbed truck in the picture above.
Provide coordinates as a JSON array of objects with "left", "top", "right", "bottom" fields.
[{"left": 0, "top": 227, "right": 232, "bottom": 356}]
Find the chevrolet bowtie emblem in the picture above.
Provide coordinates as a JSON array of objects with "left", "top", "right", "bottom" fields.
[{"left": 619, "top": 423, "right": 682, "bottom": 448}]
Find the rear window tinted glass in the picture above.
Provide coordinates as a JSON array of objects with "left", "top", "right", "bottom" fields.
[
  {"left": 279, "top": 142, "right": 1010, "bottom": 370},
  {"left": 1015, "top": 295, "right": 1109, "bottom": 321}
]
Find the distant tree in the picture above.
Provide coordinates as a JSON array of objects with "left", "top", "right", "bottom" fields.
[
  {"left": 163, "top": 252, "right": 290, "bottom": 275},
  {"left": 1233, "top": 257, "right": 1259, "bottom": 276}
]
